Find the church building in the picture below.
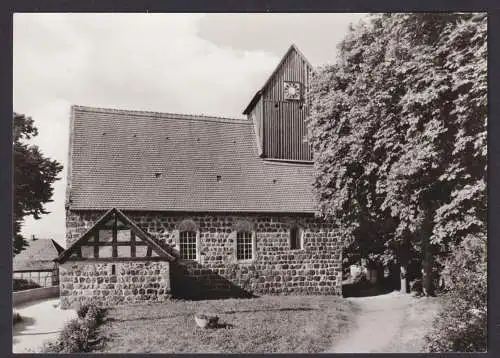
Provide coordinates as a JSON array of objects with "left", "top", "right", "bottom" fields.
[{"left": 55, "top": 45, "right": 343, "bottom": 308}]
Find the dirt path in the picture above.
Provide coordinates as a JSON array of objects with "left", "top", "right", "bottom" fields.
[
  {"left": 13, "top": 298, "right": 77, "bottom": 353},
  {"left": 328, "top": 291, "right": 441, "bottom": 353}
]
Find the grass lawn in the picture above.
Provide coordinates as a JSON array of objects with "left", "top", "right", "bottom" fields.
[{"left": 96, "top": 295, "right": 356, "bottom": 353}]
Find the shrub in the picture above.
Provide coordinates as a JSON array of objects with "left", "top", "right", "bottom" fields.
[
  {"left": 77, "top": 303, "right": 91, "bottom": 319},
  {"left": 40, "top": 339, "right": 63, "bottom": 353},
  {"left": 86, "top": 305, "right": 106, "bottom": 328},
  {"left": 13, "top": 278, "right": 41, "bottom": 291},
  {"left": 41, "top": 303, "right": 106, "bottom": 353},
  {"left": 59, "top": 318, "right": 92, "bottom": 353},
  {"left": 13, "top": 311, "right": 22, "bottom": 324},
  {"left": 351, "top": 270, "right": 368, "bottom": 284},
  {"left": 425, "top": 234, "right": 487, "bottom": 352}
]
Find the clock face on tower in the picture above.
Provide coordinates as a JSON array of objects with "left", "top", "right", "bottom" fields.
[{"left": 283, "top": 81, "right": 301, "bottom": 100}]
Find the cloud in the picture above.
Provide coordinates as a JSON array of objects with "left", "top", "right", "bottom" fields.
[
  {"left": 197, "top": 13, "right": 368, "bottom": 65},
  {"left": 13, "top": 13, "right": 365, "bottom": 247}
]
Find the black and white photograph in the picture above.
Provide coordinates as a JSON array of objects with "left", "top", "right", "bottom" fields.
[{"left": 11, "top": 12, "right": 487, "bottom": 353}]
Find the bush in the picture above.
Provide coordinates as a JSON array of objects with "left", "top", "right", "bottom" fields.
[
  {"left": 77, "top": 304, "right": 90, "bottom": 319},
  {"left": 60, "top": 318, "right": 92, "bottom": 353},
  {"left": 425, "top": 234, "right": 487, "bottom": 352},
  {"left": 42, "top": 303, "right": 106, "bottom": 353},
  {"left": 86, "top": 304, "right": 106, "bottom": 328},
  {"left": 351, "top": 270, "right": 368, "bottom": 284},
  {"left": 13, "top": 311, "right": 22, "bottom": 324},
  {"left": 40, "top": 339, "right": 63, "bottom": 353},
  {"left": 13, "top": 278, "right": 41, "bottom": 291}
]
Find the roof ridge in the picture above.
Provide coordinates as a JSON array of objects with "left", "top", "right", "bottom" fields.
[{"left": 72, "top": 105, "right": 250, "bottom": 124}]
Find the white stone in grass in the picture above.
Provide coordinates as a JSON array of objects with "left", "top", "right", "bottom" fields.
[{"left": 194, "top": 314, "right": 219, "bottom": 328}]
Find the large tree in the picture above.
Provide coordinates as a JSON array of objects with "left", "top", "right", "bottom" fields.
[
  {"left": 380, "top": 13, "right": 487, "bottom": 294},
  {"left": 308, "top": 13, "right": 487, "bottom": 295},
  {"left": 13, "top": 113, "right": 63, "bottom": 255}
]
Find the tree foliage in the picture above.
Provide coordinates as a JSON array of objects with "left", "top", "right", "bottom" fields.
[
  {"left": 425, "top": 232, "right": 487, "bottom": 352},
  {"left": 308, "top": 12, "right": 487, "bottom": 351},
  {"left": 308, "top": 12, "right": 486, "bottom": 262},
  {"left": 13, "top": 113, "right": 63, "bottom": 255}
]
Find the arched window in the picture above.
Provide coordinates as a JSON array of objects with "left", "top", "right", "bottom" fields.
[
  {"left": 178, "top": 219, "right": 199, "bottom": 260},
  {"left": 289, "top": 224, "right": 303, "bottom": 250},
  {"left": 234, "top": 220, "right": 255, "bottom": 261}
]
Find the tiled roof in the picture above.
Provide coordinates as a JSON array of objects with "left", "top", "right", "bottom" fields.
[
  {"left": 13, "top": 239, "right": 64, "bottom": 271},
  {"left": 68, "top": 105, "right": 316, "bottom": 213}
]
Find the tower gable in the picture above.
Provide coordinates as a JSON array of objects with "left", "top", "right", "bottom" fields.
[{"left": 244, "top": 44, "right": 314, "bottom": 162}]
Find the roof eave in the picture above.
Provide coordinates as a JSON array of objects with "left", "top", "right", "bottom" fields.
[
  {"left": 66, "top": 207, "right": 317, "bottom": 215},
  {"left": 242, "top": 90, "right": 263, "bottom": 115}
]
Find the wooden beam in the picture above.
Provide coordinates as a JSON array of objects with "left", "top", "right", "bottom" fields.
[
  {"left": 114, "top": 208, "right": 175, "bottom": 261},
  {"left": 94, "top": 232, "right": 99, "bottom": 258},
  {"left": 56, "top": 208, "right": 116, "bottom": 263},
  {"left": 112, "top": 213, "right": 118, "bottom": 258},
  {"left": 65, "top": 256, "right": 169, "bottom": 263},
  {"left": 131, "top": 231, "right": 136, "bottom": 258},
  {"left": 147, "top": 246, "right": 152, "bottom": 257},
  {"left": 81, "top": 241, "right": 148, "bottom": 247}
]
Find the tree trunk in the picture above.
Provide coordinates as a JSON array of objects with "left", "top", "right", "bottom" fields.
[
  {"left": 400, "top": 264, "right": 408, "bottom": 293},
  {"left": 399, "top": 236, "right": 410, "bottom": 294},
  {"left": 421, "top": 212, "right": 435, "bottom": 296}
]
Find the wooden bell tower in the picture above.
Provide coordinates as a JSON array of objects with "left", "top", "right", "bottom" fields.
[{"left": 243, "top": 44, "right": 314, "bottom": 162}]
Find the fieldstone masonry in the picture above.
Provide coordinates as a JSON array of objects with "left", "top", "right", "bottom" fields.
[
  {"left": 65, "top": 210, "right": 343, "bottom": 304},
  {"left": 59, "top": 261, "right": 171, "bottom": 308}
]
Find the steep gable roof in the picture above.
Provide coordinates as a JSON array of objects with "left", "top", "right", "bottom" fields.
[
  {"left": 56, "top": 208, "right": 176, "bottom": 263},
  {"left": 243, "top": 44, "right": 314, "bottom": 115},
  {"left": 13, "top": 239, "right": 64, "bottom": 271},
  {"left": 67, "top": 105, "right": 316, "bottom": 213}
]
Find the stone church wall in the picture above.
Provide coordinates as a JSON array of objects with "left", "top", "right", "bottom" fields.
[{"left": 65, "top": 210, "right": 343, "bottom": 301}]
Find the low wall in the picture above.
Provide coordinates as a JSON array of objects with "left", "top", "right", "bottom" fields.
[
  {"left": 13, "top": 286, "right": 59, "bottom": 307},
  {"left": 59, "top": 261, "right": 171, "bottom": 309}
]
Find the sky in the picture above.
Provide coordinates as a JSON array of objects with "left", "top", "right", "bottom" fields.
[{"left": 13, "top": 13, "right": 368, "bottom": 248}]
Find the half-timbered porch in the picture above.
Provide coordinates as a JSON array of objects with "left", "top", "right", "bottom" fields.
[{"left": 55, "top": 208, "right": 174, "bottom": 308}]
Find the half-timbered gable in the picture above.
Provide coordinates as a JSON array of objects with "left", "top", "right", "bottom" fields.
[{"left": 56, "top": 208, "right": 175, "bottom": 263}]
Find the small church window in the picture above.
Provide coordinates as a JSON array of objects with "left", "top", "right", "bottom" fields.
[
  {"left": 236, "top": 231, "right": 253, "bottom": 260},
  {"left": 179, "top": 231, "right": 197, "bottom": 260},
  {"left": 290, "top": 225, "right": 303, "bottom": 250}
]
